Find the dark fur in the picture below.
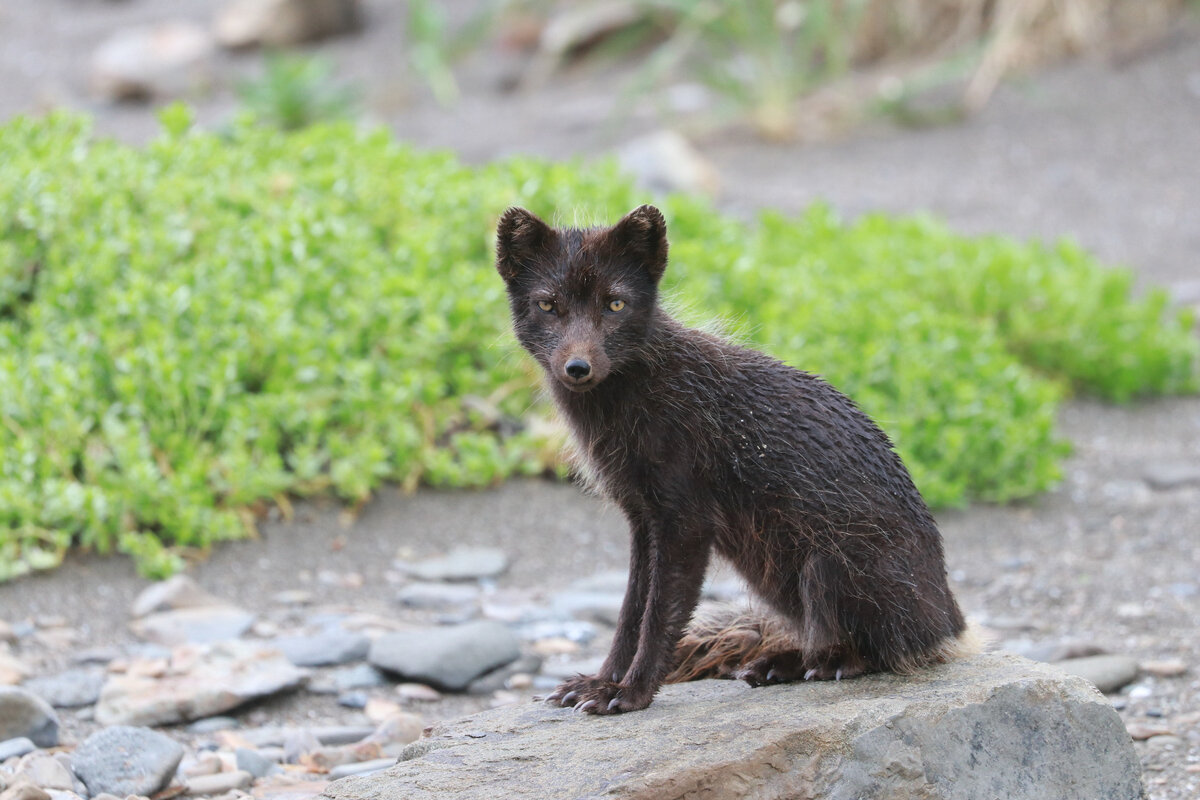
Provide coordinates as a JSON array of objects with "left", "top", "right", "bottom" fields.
[{"left": 496, "top": 205, "right": 967, "bottom": 714}]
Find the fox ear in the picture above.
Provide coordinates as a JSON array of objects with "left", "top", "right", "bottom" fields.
[
  {"left": 610, "top": 204, "right": 668, "bottom": 283},
  {"left": 496, "top": 207, "right": 554, "bottom": 282}
]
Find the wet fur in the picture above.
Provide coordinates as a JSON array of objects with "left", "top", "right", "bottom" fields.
[{"left": 496, "top": 205, "right": 968, "bottom": 714}]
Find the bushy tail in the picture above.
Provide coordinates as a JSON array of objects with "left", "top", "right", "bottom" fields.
[{"left": 667, "top": 602, "right": 984, "bottom": 683}]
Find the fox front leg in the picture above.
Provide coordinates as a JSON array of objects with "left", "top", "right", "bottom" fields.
[{"left": 551, "top": 517, "right": 711, "bottom": 714}]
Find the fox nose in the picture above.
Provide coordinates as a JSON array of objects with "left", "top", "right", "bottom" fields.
[{"left": 564, "top": 358, "right": 591, "bottom": 380}]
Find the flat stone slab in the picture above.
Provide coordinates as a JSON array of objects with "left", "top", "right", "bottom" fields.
[{"left": 324, "top": 653, "right": 1142, "bottom": 800}]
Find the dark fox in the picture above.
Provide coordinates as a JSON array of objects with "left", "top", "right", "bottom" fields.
[{"left": 495, "top": 204, "right": 972, "bottom": 715}]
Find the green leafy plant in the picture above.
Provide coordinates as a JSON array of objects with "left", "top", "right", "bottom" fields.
[
  {"left": 0, "top": 110, "right": 1195, "bottom": 580},
  {"left": 236, "top": 53, "right": 358, "bottom": 130}
]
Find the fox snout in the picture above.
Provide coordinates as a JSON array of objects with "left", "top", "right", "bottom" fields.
[{"left": 553, "top": 347, "right": 610, "bottom": 392}]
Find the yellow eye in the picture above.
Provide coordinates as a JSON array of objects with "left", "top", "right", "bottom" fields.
[
  {"left": 608, "top": 299, "right": 625, "bottom": 312},
  {"left": 537, "top": 300, "right": 554, "bottom": 313}
]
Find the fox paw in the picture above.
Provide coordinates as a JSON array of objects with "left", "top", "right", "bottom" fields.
[
  {"left": 736, "top": 649, "right": 867, "bottom": 686},
  {"left": 544, "top": 675, "right": 652, "bottom": 715}
]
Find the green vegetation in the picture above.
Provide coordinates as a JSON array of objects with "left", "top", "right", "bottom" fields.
[
  {"left": 236, "top": 53, "right": 358, "bottom": 131},
  {"left": 1, "top": 110, "right": 1195, "bottom": 580}
]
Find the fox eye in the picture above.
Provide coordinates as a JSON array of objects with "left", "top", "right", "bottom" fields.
[
  {"left": 608, "top": 299, "right": 625, "bottom": 312},
  {"left": 537, "top": 300, "right": 555, "bottom": 313}
]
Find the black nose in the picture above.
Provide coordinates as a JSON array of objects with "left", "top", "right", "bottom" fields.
[{"left": 565, "top": 358, "right": 591, "bottom": 380}]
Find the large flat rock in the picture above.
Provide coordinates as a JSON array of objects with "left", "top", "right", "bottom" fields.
[{"left": 323, "top": 653, "right": 1143, "bottom": 800}]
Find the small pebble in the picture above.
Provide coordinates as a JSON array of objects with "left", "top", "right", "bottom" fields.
[
  {"left": 0, "top": 737, "right": 36, "bottom": 761},
  {"left": 1140, "top": 659, "right": 1187, "bottom": 678},
  {"left": 235, "top": 747, "right": 280, "bottom": 779},
  {"left": 183, "top": 770, "right": 253, "bottom": 796},
  {"left": 395, "top": 683, "right": 441, "bottom": 703},
  {"left": 337, "top": 691, "right": 368, "bottom": 709}
]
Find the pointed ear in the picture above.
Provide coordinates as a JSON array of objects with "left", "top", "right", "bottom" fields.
[
  {"left": 496, "top": 207, "right": 554, "bottom": 282},
  {"left": 610, "top": 204, "right": 668, "bottom": 283}
]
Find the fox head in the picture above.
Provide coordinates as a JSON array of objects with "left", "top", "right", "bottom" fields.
[{"left": 495, "top": 205, "right": 669, "bottom": 393}]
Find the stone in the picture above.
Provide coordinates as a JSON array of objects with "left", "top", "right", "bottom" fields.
[
  {"left": 363, "top": 713, "right": 423, "bottom": 749},
  {"left": 132, "top": 574, "right": 228, "bottom": 618},
  {"left": 131, "top": 606, "right": 256, "bottom": 646},
  {"left": 71, "top": 726, "right": 184, "bottom": 798},
  {"left": 369, "top": 621, "right": 520, "bottom": 692},
  {"left": 0, "top": 652, "right": 29, "bottom": 686},
  {"left": 1140, "top": 658, "right": 1187, "bottom": 678},
  {"left": 328, "top": 654, "right": 1143, "bottom": 800},
  {"left": 310, "top": 664, "right": 388, "bottom": 695},
  {"left": 91, "top": 22, "right": 215, "bottom": 101},
  {"left": 16, "top": 756, "right": 74, "bottom": 790},
  {"left": 283, "top": 730, "right": 323, "bottom": 764},
  {"left": 0, "top": 620, "right": 14, "bottom": 644},
  {"left": 0, "top": 784, "right": 49, "bottom": 800},
  {"left": 1054, "top": 654, "right": 1140, "bottom": 693},
  {"left": 0, "top": 688, "right": 59, "bottom": 747},
  {"left": 548, "top": 590, "right": 623, "bottom": 626},
  {"left": 337, "top": 691, "right": 368, "bottom": 709},
  {"left": 187, "top": 716, "right": 241, "bottom": 734},
  {"left": 327, "top": 758, "right": 396, "bottom": 779},
  {"left": 395, "top": 582, "right": 480, "bottom": 609},
  {"left": 466, "top": 655, "right": 544, "bottom": 695},
  {"left": 214, "top": 0, "right": 362, "bottom": 49},
  {"left": 396, "top": 547, "right": 509, "bottom": 582},
  {"left": 616, "top": 130, "right": 720, "bottom": 197},
  {"left": 184, "top": 770, "right": 253, "bottom": 796},
  {"left": 236, "top": 748, "right": 281, "bottom": 779},
  {"left": 22, "top": 668, "right": 106, "bottom": 708},
  {"left": 95, "top": 641, "right": 306, "bottom": 726},
  {"left": 395, "top": 683, "right": 441, "bottom": 703},
  {"left": 1142, "top": 461, "right": 1200, "bottom": 490},
  {"left": 0, "top": 738, "right": 36, "bottom": 761},
  {"left": 272, "top": 629, "right": 369, "bottom": 667}
]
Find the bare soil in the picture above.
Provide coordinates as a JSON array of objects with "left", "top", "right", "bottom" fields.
[{"left": 1, "top": 2, "right": 1198, "bottom": 796}]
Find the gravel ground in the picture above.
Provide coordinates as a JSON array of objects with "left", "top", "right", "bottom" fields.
[{"left": 1, "top": 2, "right": 1198, "bottom": 797}]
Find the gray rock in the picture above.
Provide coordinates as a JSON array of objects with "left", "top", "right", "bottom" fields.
[
  {"left": 95, "top": 641, "right": 306, "bottom": 726},
  {"left": 369, "top": 621, "right": 521, "bottom": 692},
  {"left": 1143, "top": 460, "right": 1200, "bottom": 490},
  {"left": 395, "top": 582, "right": 481, "bottom": 609},
  {"left": 0, "top": 737, "right": 36, "bottom": 761},
  {"left": 327, "top": 757, "right": 396, "bottom": 779},
  {"left": 397, "top": 547, "right": 509, "bottom": 582},
  {"left": 16, "top": 755, "right": 74, "bottom": 790},
  {"left": 327, "top": 654, "right": 1143, "bottom": 800},
  {"left": 466, "top": 655, "right": 544, "bottom": 695},
  {"left": 273, "top": 628, "right": 370, "bottom": 667},
  {"left": 1054, "top": 654, "right": 1140, "bottom": 693},
  {"left": 71, "top": 726, "right": 184, "bottom": 797},
  {"left": 214, "top": 0, "right": 363, "bottom": 49},
  {"left": 183, "top": 770, "right": 253, "bottom": 796},
  {"left": 91, "top": 22, "right": 214, "bottom": 101},
  {"left": 312, "top": 663, "right": 388, "bottom": 694},
  {"left": 0, "top": 687, "right": 59, "bottom": 747},
  {"left": 337, "top": 691, "right": 368, "bottom": 709},
  {"left": 235, "top": 747, "right": 281, "bottom": 779},
  {"left": 186, "top": 715, "right": 240, "bottom": 733},
  {"left": 616, "top": 130, "right": 720, "bottom": 196},
  {"left": 131, "top": 574, "right": 228, "bottom": 618},
  {"left": 22, "top": 668, "right": 107, "bottom": 708},
  {"left": 549, "top": 590, "right": 623, "bottom": 626},
  {"left": 283, "top": 729, "right": 322, "bottom": 764},
  {"left": 130, "top": 606, "right": 256, "bottom": 646}
]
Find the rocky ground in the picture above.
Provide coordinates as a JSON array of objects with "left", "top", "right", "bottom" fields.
[{"left": 1, "top": 2, "right": 1199, "bottom": 799}]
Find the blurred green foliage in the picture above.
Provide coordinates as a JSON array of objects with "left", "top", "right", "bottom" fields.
[
  {"left": 236, "top": 53, "right": 358, "bottom": 131},
  {"left": 0, "top": 109, "right": 1195, "bottom": 579}
]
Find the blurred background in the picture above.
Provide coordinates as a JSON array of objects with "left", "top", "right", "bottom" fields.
[{"left": 1, "top": 2, "right": 1199, "bottom": 798}]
